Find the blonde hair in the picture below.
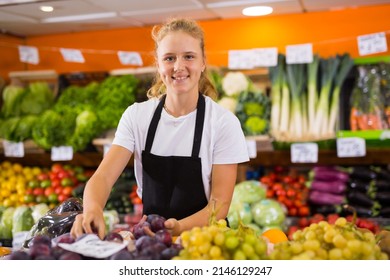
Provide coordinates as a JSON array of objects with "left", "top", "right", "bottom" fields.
[{"left": 147, "top": 18, "right": 217, "bottom": 100}]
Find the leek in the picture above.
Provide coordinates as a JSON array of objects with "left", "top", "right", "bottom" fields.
[
  {"left": 327, "top": 53, "right": 354, "bottom": 135},
  {"left": 313, "top": 56, "right": 340, "bottom": 137},
  {"left": 307, "top": 55, "right": 320, "bottom": 137},
  {"left": 269, "top": 54, "right": 285, "bottom": 136}
]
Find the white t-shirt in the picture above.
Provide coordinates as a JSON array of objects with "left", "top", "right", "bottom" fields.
[{"left": 112, "top": 95, "right": 250, "bottom": 199}]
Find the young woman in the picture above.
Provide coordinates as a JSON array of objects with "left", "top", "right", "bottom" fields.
[{"left": 70, "top": 18, "right": 249, "bottom": 239}]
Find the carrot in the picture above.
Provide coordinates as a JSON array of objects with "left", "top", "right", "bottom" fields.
[{"left": 350, "top": 107, "right": 359, "bottom": 131}]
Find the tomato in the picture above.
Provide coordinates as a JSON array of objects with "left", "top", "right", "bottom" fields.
[
  {"left": 51, "top": 163, "right": 64, "bottom": 173},
  {"left": 266, "top": 189, "right": 275, "bottom": 198},
  {"left": 54, "top": 186, "right": 63, "bottom": 195},
  {"left": 62, "top": 186, "right": 73, "bottom": 196},
  {"left": 298, "top": 217, "right": 310, "bottom": 228},
  {"left": 288, "top": 207, "right": 298, "bottom": 216},
  {"left": 286, "top": 188, "right": 296, "bottom": 198},
  {"left": 44, "top": 187, "right": 55, "bottom": 197},
  {"left": 37, "top": 173, "right": 49, "bottom": 181},
  {"left": 272, "top": 182, "right": 284, "bottom": 191},
  {"left": 57, "top": 170, "right": 70, "bottom": 180},
  {"left": 298, "top": 206, "right": 310, "bottom": 217},
  {"left": 282, "top": 176, "right": 294, "bottom": 184},
  {"left": 260, "top": 176, "right": 273, "bottom": 186},
  {"left": 58, "top": 194, "right": 70, "bottom": 203},
  {"left": 51, "top": 178, "right": 61, "bottom": 188},
  {"left": 33, "top": 187, "right": 44, "bottom": 196},
  {"left": 275, "top": 188, "right": 286, "bottom": 197}
]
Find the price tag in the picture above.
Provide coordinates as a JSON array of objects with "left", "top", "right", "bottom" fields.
[
  {"left": 60, "top": 48, "right": 85, "bottom": 63},
  {"left": 51, "top": 146, "right": 73, "bottom": 161},
  {"left": 103, "top": 144, "right": 112, "bottom": 156},
  {"left": 117, "top": 51, "right": 143, "bottom": 66},
  {"left": 18, "top": 45, "right": 39, "bottom": 65},
  {"left": 58, "top": 234, "right": 128, "bottom": 259},
  {"left": 291, "top": 142, "right": 318, "bottom": 163},
  {"left": 337, "top": 137, "right": 366, "bottom": 158},
  {"left": 252, "top": 47, "right": 278, "bottom": 67},
  {"left": 246, "top": 139, "right": 257, "bottom": 159},
  {"left": 380, "top": 130, "right": 390, "bottom": 140},
  {"left": 357, "top": 32, "right": 388, "bottom": 56},
  {"left": 3, "top": 140, "right": 24, "bottom": 157},
  {"left": 286, "top": 43, "right": 313, "bottom": 64},
  {"left": 228, "top": 49, "right": 254, "bottom": 69}
]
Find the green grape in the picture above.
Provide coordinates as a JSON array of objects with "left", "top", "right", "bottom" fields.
[
  {"left": 304, "top": 230, "right": 317, "bottom": 240},
  {"left": 225, "top": 236, "right": 239, "bottom": 250},
  {"left": 334, "top": 217, "right": 347, "bottom": 227},
  {"left": 241, "top": 242, "right": 255, "bottom": 258},
  {"left": 233, "top": 249, "right": 246, "bottom": 260},
  {"left": 244, "top": 234, "right": 257, "bottom": 245},
  {"left": 213, "top": 232, "right": 225, "bottom": 246},
  {"left": 303, "top": 239, "right": 321, "bottom": 251},
  {"left": 347, "top": 239, "right": 362, "bottom": 253},
  {"left": 209, "top": 245, "right": 222, "bottom": 259},
  {"left": 290, "top": 242, "right": 303, "bottom": 254},
  {"left": 328, "top": 248, "right": 343, "bottom": 260},
  {"left": 332, "top": 234, "right": 347, "bottom": 248}
]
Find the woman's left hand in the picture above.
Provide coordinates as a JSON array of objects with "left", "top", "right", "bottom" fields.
[{"left": 164, "top": 218, "right": 181, "bottom": 237}]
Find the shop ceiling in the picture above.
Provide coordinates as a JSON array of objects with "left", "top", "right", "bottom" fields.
[{"left": 0, "top": 0, "right": 389, "bottom": 37}]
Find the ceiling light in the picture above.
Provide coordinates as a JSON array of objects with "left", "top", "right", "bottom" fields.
[
  {"left": 41, "top": 12, "right": 117, "bottom": 23},
  {"left": 242, "top": 6, "right": 273, "bottom": 16},
  {"left": 40, "top": 5, "right": 53, "bottom": 12}
]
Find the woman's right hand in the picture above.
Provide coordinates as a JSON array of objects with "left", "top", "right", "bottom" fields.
[{"left": 70, "top": 208, "right": 106, "bottom": 240}]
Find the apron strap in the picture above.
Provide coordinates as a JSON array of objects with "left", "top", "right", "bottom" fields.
[
  {"left": 144, "top": 95, "right": 165, "bottom": 153},
  {"left": 192, "top": 94, "right": 205, "bottom": 158},
  {"left": 144, "top": 93, "right": 205, "bottom": 157}
]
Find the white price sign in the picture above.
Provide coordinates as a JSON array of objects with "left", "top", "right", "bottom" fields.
[
  {"left": 291, "top": 142, "right": 318, "bottom": 163},
  {"left": 252, "top": 47, "right": 278, "bottom": 67},
  {"left": 286, "top": 43, "right": 313, "bottom": 64},
  {"left": 117, "top": 51, "right": 143, "bottom": 66},
  {"left": 51, "top": 146, "right": 74, "bottom": 161},
  {"left": 3, "top": 140, "right": 24, "bottom": 157},
  {"left": 60, "top": 48, "right": 85, "bottom": 63},
  {"left": 18, "top": 45, "right": 39, "bottom": 65},
  {"left": 357, "top": 32, "right": 388, "bottom": 56},
  {"left": 58, "top": 234, "right": 127, "bottom": 259},
  {"left": 228, "top": 49, "right": 254, "bottom": 69},
  {"left": 337, "top": 137, "right": 366, "bottom": 158}
]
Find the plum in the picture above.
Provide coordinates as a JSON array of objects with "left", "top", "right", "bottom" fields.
[
  {"left": 50, "top": 246, "right": 68, "bottom": 259},
  {"left": 132, "top": 221, "right": 151, "bottom": 239},
  {"left": 155, "top": 229, "right": 172, "bottom": 247},
  {"left": 104, "top": 232, "right": 123, "bottom": 243},
  {"left": 147, "top": 214, "right": 166, "bottom": 232},
  {"left": 7, "top": 250, "right": 31, "bottom": 260},
  {"left": 161, "top": 247, "right": 180, "bottom": 260},
  {"left": 58, "top": 251, "right": 82, "bottom": 260},
  {"left": 54, "top": 233, "right": 75, "bottom": 244},
  {"left": 30, "top": 235, "right": 52, "bottom": 248},
  {"left": 29, "top": 243, "right": 51, "bottom": 259},
  {"left": 135, "top": 235, "right": 156, "bottom": 251},
  {"left": 109, "top": 249, "right": 134, "bottom": 260}
]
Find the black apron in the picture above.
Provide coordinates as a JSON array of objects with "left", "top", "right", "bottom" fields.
[{"left": 141, "top": 94, "right": 208, "bottom": 220}]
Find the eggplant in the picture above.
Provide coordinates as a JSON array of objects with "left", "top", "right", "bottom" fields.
[
  {"left": 372, "top": 192, "right": 390, "bottom": 204},
  {"left": 348, "top": 166, "right": 378, "bottom": 181},
  {"left": 310, "top": 204, "right": 343, "bottom": 215},
  {"left": 373, "top": 180, "right": 390, "bottom": 192},
  {"left": 347, "top": 191, "right": 380, "bottom": 208},
  {"left": 379, "top": 207, "right": 390, "bottom": 218},
  {"left": 23, "top": 211, "right": 81, "bottom": 248},
  {"left": 309, "top": 168, "right": 349, "bottom": 183},
  {"left": 309, "top": 190, "right": 346, "bottom": 205},
  {"left": 342, "top": 204, "right": 378, "bottom": 218},
  {"left": 310, "top": 180, "right": 346, "bottom": 194},
  {"left": 347, "top": 179, "right": 372, "bottom": 193},
  {"left": 47, "top": 197, "right": 83, "bottom": 215}
]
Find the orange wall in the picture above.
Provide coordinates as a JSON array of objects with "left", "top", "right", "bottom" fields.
[{"left": 1, "top": 4, "right": 390, "bottom": 79}]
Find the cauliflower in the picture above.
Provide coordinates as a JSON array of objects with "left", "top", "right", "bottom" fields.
[
  {"left": 218, "top": 97, "right": 238, "bottom": 113},
  {"left": 222, "top": 72, "right": 249, "bottom": 97}
]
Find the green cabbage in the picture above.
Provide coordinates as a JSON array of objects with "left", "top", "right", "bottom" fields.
[
  {"left": 12, "top": 206, "right": 35, "bottom": 236},
  {"left": 251, "top": 199, "right": 286, "bottom": 227},
  {"left": 232, "top": 180, "right": 266, "bottom": 204},
  {"left": 227, "top": 201, "right": 252, "bottom": 229},
  {"left": 0, "top": 207, "right": 15, "bottom": 239}
]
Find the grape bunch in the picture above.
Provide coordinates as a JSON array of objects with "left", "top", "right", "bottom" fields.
[
  {"left": 270, "top": 217, "right": 388, "bottom": 260},
  {"left": 173, "top": 219, "right": 269, "bottom": 260},
  {"left": 109, "top": 214, "right": 181, "bottom": 260}
]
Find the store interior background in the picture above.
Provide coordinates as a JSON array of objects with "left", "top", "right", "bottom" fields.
[{"left": 1, "top": 0, "right": 390, "bottom": 81}]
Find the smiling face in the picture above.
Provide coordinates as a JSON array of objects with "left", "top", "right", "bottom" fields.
[{"left": 156, "top": 31, "right": 205, "bottom": 96}]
